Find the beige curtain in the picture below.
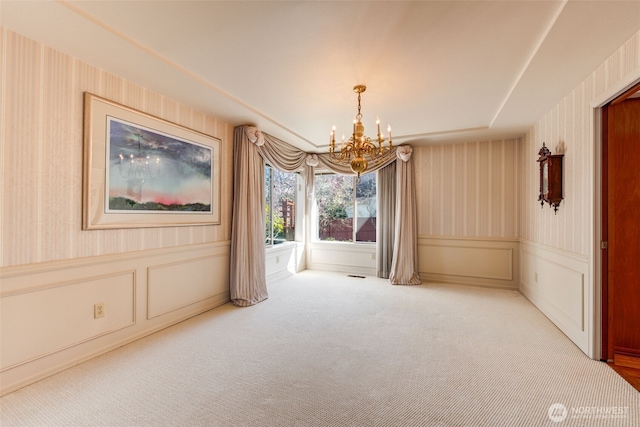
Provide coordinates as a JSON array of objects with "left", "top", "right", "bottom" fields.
[
  {"left": 256, "top": 130, "right": 308, "bottom": 172},
  {"left": 376, "top": 162, "right": 396, "bottom": 279},
  {"left": 229, "top": 127, "right": 268, "bottom": 306},
  {"left": 230, "top": 125, "right": 420, "bottom": 302},
  {"left": 389, "top": 146, "right": 422, "bottom": 285},
  {"left": 229, "top": 126, "right": 315, "bottom": 306},
  {"left": 246, "top": 126, "right": 318, "bottom": 199}
]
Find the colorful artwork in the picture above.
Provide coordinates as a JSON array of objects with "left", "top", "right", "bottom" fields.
[
  {"left": 106, "top": 118, "right": 212, "bottom": 213},
  {"left": 83, "top": 93, "right": 220, "bottom": 229}
]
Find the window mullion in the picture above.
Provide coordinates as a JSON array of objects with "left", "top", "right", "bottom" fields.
[
  {"left": 269, "top": 167, "right": 274, "bottom": 244},
  {"left": 352, "top": 176, "right": 357, "bottom": 243}
]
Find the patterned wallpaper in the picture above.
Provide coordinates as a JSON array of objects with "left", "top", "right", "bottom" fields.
[
  {"left": 3, "top": 25, "right": 638, "bottom": 266},
  {"left": 1, "top": 28, "right": 234, "bottom": 267},
  {"left": 414, "top": 139, "right": 520, "bottom": 238},
  {"left": 518, "top": 30, "right": 640, "bottom": 257}
]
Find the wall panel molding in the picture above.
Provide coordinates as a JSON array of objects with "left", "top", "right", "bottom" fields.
[
  {"left": 1, "top": 270, "right": 136, "bottom": 371},
  {"left": 519, "top": 239, "right": 590, "bottom": 354},
  {"left": 417, "top": 236, "right": 519, "bottom": 289},
  {"left": 0, "top": 242, "right": 230, "bottom": 396},
  {"left": 307, "top": 242, "right": 376, "bottom": 276},
  {"left": 147, "top": 253, "right": 229, "bottom": 319}
]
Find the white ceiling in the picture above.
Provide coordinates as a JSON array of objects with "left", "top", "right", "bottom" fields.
[{"left": 2, "top": 1, "right": 640, "bottom": 152}]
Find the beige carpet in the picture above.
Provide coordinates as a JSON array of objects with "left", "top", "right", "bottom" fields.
[{"left": 1, "top": 271, "right": 638, "bottom": 426}]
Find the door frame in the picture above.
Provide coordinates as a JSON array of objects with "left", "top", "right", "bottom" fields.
[{"left": 592, "top": 72, "right": 640, "bottom": 361}]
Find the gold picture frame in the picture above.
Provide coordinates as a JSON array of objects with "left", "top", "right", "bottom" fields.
[{"left": 82, "top": 93, "right": 221, "bottom": 229}]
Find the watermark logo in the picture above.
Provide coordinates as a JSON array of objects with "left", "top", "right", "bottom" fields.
[
  {"left": 547, "top": 403, "right": 629, "bottom": 422},
  {"left": 548, "top": 403, "right": 568, "bottom": 423}
]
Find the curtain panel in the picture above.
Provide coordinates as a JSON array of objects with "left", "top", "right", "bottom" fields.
[
  {"left": 377, "top": 161, "right": 396, "bottom": 279},
  {"left": 230, "top": 126, "right": 421, "bottom": 306},
  {"left": 229, "top": 127, "right": 269, "bottom": 306},
  {"left": 389, "top": 146, "right": 422, "bottom": 285}
]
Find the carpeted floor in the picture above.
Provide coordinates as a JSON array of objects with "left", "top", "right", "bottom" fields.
[{"left": 1, "top": 271, "right": 638, "bottom": 426}]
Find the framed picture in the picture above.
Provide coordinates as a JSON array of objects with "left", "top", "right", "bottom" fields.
[{"left": 82, "top": 93, "right": 221, "bottom": 229}]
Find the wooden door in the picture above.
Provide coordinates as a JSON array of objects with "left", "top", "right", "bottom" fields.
[{"left": 603, "top": 95, "right": 640, "bottom": 368}]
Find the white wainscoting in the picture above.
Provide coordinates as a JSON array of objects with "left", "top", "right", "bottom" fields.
[
  {"left": 519, "top": 239, "right": 590, "bottom": 355},
  {"left": 307, "top": 242, "right": 376, "bottom": 276},
  {"left": 0, "top": 241, "right": 230, "bottom": 396},
  {"left": 266, "top": 242, "right": 305, "bottom": 284},
  {"left": 418, "top": 236, "right": 519, "bottom": 289}
]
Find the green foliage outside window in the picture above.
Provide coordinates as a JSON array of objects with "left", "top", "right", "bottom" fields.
[
  {"left": 265, "top": 166, "right": 297, "bottom": 245},
  {"left": 315, "top": 173, "right": 377, "bottom": 242}
]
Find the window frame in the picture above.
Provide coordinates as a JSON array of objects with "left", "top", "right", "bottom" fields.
[
  {"left": 313, "top": 172, "right": 377, "bottom": 244},
  {"left": 265, "top": 165, "right": 302, "bottom": 247}
]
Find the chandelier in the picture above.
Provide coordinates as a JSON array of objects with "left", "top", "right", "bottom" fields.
[{"left": 329, "top": 85, "right": 392, "bottom": 176}]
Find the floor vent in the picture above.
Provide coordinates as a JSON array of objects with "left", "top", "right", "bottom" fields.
[{"left": 347, "top": 275, "right": 366, "bottom": 279}]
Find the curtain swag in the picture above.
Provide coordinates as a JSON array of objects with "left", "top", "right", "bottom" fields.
[
  {"left": 229, "top": 125, "right": 421, "bottom": 305},
  {"left": 305, "top": 154, "right": 319, "bottom": 167},
  {"left": 396, "top": 145, "right": 413, "bottom": 162},
  {"left": 245, "top": 126, "right": 265, "bottom": 146}
]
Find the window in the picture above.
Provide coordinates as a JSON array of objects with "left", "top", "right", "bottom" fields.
[
  {"left": 314, "top": 173, "right": 377, "bottom": 242},
  {"left": 265, "top": 165, "right": 298, "bottom": 245}
]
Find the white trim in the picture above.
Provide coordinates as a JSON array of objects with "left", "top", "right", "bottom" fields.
[
  {"left": 590, "top": 65, "right": 640, "bottom": 108},
  {"left": 0, "top": 241, "right": 230, "bottom": 281},
  {"left": 419, "top": 234, "right": 520, "bottom": 244}
]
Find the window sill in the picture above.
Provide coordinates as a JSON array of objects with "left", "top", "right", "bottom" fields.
[
  {"left": 265, "top": 241, "right": 301, "bottom": 253},
  {"left": 310, "top": 240, "right": 375, "bottom": 246}
]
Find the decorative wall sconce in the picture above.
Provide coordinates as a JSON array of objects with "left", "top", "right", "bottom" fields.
[{"left": 537, "top": 142, "right": 563, "bottom": 213}]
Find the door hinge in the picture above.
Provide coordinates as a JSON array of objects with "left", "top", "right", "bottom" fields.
[{"left": 601, "top": 241, "right": 608, "bottom": 249}]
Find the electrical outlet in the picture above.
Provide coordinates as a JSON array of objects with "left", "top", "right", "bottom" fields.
[{"left": 94, "top": 302, "right": 105, "bottom": 319}]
